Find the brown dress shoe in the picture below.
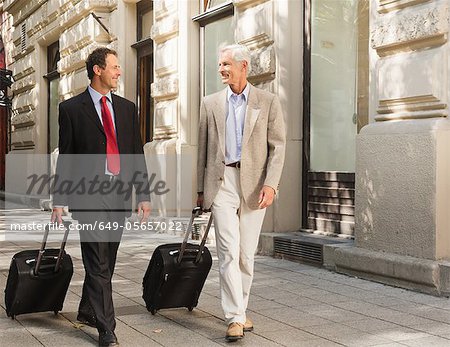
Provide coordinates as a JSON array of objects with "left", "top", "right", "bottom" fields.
[
  {"left": 226, "top": 322, "right": 244, "bottom": 341},
  {"left": 244, "top": 317, "right": 254, "bottom": 332}
]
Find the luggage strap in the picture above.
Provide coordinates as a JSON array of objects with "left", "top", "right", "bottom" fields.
[
  {"left": 34, "top": 221, "right": 71, "bottom": 275},
  {"left": 177, "top": 207, "right": 213, "bottom": 264}
]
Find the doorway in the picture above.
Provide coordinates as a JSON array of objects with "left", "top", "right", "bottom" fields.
[{"left": 303, "top": 0, "right": 369, "bottom": 237}]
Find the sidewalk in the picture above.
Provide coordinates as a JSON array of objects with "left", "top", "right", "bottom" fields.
[{"left": 1, "top": 208, "right": 450, "bottom": 347}]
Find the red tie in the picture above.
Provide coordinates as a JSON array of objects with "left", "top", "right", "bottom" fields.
[{"left": 100, "top": 96, "right": 120, "bottom": 175}]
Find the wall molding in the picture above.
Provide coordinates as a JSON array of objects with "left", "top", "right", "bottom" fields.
[
  {"left": 372, "top": 5, "right": 448, "bottom": 55},
  {"left": 377, "top": 0, "right": 430, "bottom": 13},
  {"left": 11, "top": 110, "right": 35, "bottom": 127},
  {"left": 377, "top": 95, "right": 447, "bottom": 115},
  {"left": 234, "top": 0, "right": 269, "bottom": 11},
  {"left": 150, "top": 16, "right": 178, "bottom": 44},
  {"left": 154, "top": 0, "right": 177, "bottom": 20},
  {"left": 151, "top": 75, "right": 179, "bottom": 101}
]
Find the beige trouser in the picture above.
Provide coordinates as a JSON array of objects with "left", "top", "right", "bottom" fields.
[{"left": 211, "top": 167, "right": 266, "bottom": 325}]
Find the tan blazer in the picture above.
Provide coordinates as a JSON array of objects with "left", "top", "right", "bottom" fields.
[{"left": 197, "top": 84, "right": 286, "bottom": 210}]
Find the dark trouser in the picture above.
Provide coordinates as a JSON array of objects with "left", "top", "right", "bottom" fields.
[
  {"left": 79, "top": 238, "right": 121, "bottom": 332},
  {"left": 76, "top": 198, "right": 125, "bottom": 333}
]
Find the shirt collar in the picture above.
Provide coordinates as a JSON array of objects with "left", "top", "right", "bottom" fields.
[
  {"left": 88, "top": 85, "right": 113, "bottom": 104},
  {"left": 227, "top": 83, "right": 250, "bottom": 102}
]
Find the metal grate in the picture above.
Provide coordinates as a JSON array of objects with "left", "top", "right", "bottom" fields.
[
  {"left": 21, "top": 23, "right": 26, "bottom": 52},
  {"left": 274, "top": 237, "right": 323, "bottom": 264}
]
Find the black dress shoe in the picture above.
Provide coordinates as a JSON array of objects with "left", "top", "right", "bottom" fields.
[
  {"left": 98, "top": 331, "right": 119, "bottom": 346},
  {"left": 77, "top": 311, "right": 97, "bottom": 327}
]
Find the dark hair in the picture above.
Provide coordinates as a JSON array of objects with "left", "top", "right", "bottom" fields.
[{"left": 85, "top": 47, "right": 117, "bottom": 80}]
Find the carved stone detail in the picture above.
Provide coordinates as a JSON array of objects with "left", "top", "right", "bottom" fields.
[
  {"left": 236, "top": 1, "right": 273, "bottom": 44},
  {"left": 12, "top": 89, "right": 37, "bottom": 113},
  {"left": 153, "top": 100, "right": 177, "bottom": 140},
  {"left": 60, "top": 0, "right": 117, "bottom": 29},
  {"left": 58, "top": 42, "right": 113, "bottom": 74},
  {"left": 375, "top": 48, "right": 447, "bottom": 120},
  {"left": 60, "top": 13, "right": 111, "bottom": 57},
  {"left": 12, "top": 51, "right": 37, "bottom": 80},
  {"left": 151, "top": 75, "right": 179, "bottom": 100},
  {"left": 371, "top": 5, "right": 449, "bottom": 53},
  {"left": 6, "top": 0, "right": 47, "bottom": 25},
  {"left": 25, "top": 2, "right": 48, "bottom": 37},
  {"left": 150, "top": 16, "right": 178, "bottom": 44},
  {"left": 155, "top": 38, "right": 178, "bottom": 76},
  {"left": 154, "top": 0, "right": 177, "bottom": 20},
  {"left": 11, "top": 73, "right": 36, "bottom": 93},
  {"left": 377, "top": 0, "right": 430, "bottom": 14},
  {"left": 234, "top": 0, "right": 269, "bottom": 10},
  {"left": 11, "top": 110, "right": 36, "bottom": 126},
  {"left": 59, "top": 68, "right": 90, "bottom": 98},
  {"left": 247, "top": 45, "right": 275, "bottom": 84},
  {"left": 11, "top": 126, "right": 35, "bottom": 149}
]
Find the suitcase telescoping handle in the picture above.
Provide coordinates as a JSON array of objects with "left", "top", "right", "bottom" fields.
[
  {"left": 177, "top": 207, "right": 213, "bottom": 264},
  {"left": 34, "top": 221, "right": 71, "bottom": 275}
]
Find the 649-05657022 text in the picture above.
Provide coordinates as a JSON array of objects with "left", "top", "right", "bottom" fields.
[{"left": 9, "top": 221, "right": 184, "bottom": 232}]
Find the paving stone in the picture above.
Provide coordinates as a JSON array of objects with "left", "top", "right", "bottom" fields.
[
  {"left": 32, "top": 331, "right": 95, "bottom": 347},
  {"left": 212, "top": 332, "right": 284, "bottom": 346},
  {"left": 2, "top": 208, "right": 450, "bottom": 347},
  {"left": 301, "top": 321, "right": 366, "bottom": 339},
  {"left": 257, "top": 307, "right": 332, "bottom": 328},
  {"left": 170, "top": 315, "right": 225, "bottom": 339},
  {"left": 381, "top": 313, "right": 439, "bottom": 327},
  {"left": 243, "top": 311, "right": 295, "bottom": 332},
  {"left": 329, "top": 332, "right": 392, "bottom": 346},
  {"left": 367, "top": 343, "right": 406, "bottom": 347},
  {"left": 133, "top": 319, "right": 219, "bottom": 346},
  {"left": 0, "top": 327, "right": 43, "bottom": 346},
  {"left": 399, "top": 335, "right": 450, "bottom": 347},
  {"left": 341, "top": 317, "right": 401, "bottom": 332},
  {"left": 373, "top": 328, "right": 431, "bottom": 342},
  {"left": 255, "top": 327, "right": 318, "bottom": 344},
  {"left": 298, "top": 305, "right": 368, "bottom": 323},
  {"left": 247, "top": 298, "right": 287, "bottom": 311},
  {"left": 413, "top": 322, "right": 450, "bottom": 336}
]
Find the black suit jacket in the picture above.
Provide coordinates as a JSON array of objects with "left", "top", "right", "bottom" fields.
[{"left": 53, "top": 89, "right": 150, "bottom": 219}]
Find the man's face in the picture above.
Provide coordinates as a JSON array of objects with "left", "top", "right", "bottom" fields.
[
  {"left": 97, "top": 54, "right": 121, "bottom": 90},
  {"left": 218, "top": 50, "right": 245, "bottom": 86}
]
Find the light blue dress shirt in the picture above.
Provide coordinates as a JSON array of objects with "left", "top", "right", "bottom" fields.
[
  {"left": 87, "top": 85, "right": 117, "bottom": 131},
  {"left": 225, "top": 84, "right": 249, "bottom": 165}
]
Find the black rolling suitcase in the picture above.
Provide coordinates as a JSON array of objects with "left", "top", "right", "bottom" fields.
[
  {"left": 5, "top": 221, "right": 74, "bottom": 319},
  {"left": 143, "top": 207, "right": 213, "bottom": 314}
]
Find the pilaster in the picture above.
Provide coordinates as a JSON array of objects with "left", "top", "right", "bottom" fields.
[{"left": 327, "top": 0, "right": 450, "bottom": 296}]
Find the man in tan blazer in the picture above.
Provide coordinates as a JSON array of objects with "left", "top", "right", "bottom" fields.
[{"left": 197, "top": 44, "right": 286, "bottom": 341}]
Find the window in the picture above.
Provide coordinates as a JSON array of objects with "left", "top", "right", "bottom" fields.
[
  {"left": 308, "top": 0, "right": 369, "bottom": 172},
  {"left": 138, "top": 0, "right": 153, "bottom": 41},
  {"left": 193, "top": 0, "right": 234, "bottom": 96},
  {"left": 45, "top": 41, "right": 60, "bottom": 153},
  {"left": 133, "top": 0, "right": 154, "bottom": 143}
]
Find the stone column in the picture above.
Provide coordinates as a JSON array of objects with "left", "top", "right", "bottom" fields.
[
  {"left": 145, "top": 0, "right": 199, "bottom": 218},
  {"left": 325, "top": 0, "right": 450, "bottom": 296}
]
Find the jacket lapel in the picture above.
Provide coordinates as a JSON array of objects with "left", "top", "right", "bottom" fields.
[
  {"left": 111, "top": 93, "right": 124, "bottom": 150},
  {"left": 243, "top": 84, "right": 260, "bottom": 146},
  {"left": 212, "top": 89, "right": 227, "bottom": 156},
  {"left": 81, "top": 88, "right": 105, "bottom": 135}
]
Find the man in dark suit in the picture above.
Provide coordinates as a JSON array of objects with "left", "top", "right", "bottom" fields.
[{"left": 51, "top": 47, "right": 151, "bottom": 346}]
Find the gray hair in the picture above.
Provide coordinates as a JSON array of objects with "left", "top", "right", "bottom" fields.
[{"left": 219, "top": 44, "right": 252, "bottom": 75}]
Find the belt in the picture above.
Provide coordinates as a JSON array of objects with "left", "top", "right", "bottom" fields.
[
  {"left": 226, "top": 161, "right": 241, "bottom": 168},
  {"left": 104, "top": 175, "right": 120, "bottom": 182}
]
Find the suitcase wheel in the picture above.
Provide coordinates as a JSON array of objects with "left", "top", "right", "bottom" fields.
[
  {"left": 188, "top": 306, "right": 194, "bottom": 312},
  {"left": 10, "top": 315, "right": 15, "bottom": 320},
  {"left": 54, "top": 310, "right": 58, "bottom": 315},
  {"left": 150, "top": 308, "right": 157, "bottom": 315}
]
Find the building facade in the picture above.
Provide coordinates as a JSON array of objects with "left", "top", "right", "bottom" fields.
[{"left": 1, "top": 0, "right": 449, "bottom": 294}]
